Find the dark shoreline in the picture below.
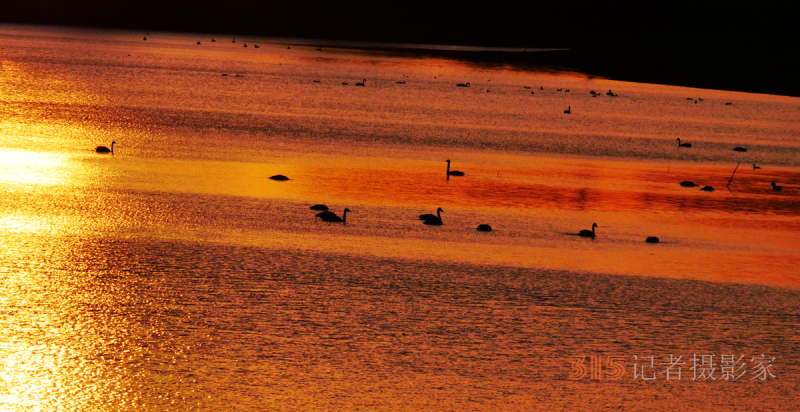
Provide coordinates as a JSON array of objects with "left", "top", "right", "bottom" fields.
[{"left": 322, "top": 45, "right": 798, "bottom": 98}]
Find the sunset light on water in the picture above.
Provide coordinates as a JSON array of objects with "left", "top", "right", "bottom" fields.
[{"left": 1, "top": 25, "right": 798, "bottom": 410}]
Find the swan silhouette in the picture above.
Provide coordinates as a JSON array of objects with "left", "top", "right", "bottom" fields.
[
  {"left": 95, "top": 141, "right": 115, "bottom": 153},
  {"left": 423, "top": 214, "right": 443, "bottom": 225},
  {"left": 316, "top": 208, "right": 351, "bottom": 223},
  {"left": 771, "top": 181, "right": 782, "bottom": 191},
  {"left": 752, "top": 164, "right": 761, "bottom": 169},
  {"left": 676, "top": 138, "right": 692, "bottom": 148},
  {"left": 310, "top": 204, "right": 329, "bottom": 211},
  {"left": 211, "top": 38, "right": 216, "bottom": 42},
  {"left": 563, "top": 106, "right": 571, "bottom": 114},
  {"left": 733, "top": 147, "right": 747, "bottom": 152},
  {"left": 446, "top": 160, "right": 464, "bottom": 178},
  {"left": 476, "top": 224, "right": 492, "bottom": 232},
  {"left": 419, "top": 208, "right": 443, "bottom": 221},
  {"left": 578, "top": 223, "right": 598, "bottom": 238},
  {"left": 355, "top": 79, "right": 366, "bottom": 86}
]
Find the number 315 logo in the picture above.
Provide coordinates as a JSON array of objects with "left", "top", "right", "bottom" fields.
[{"left": 568, "top": 355, "right": 626, "bottom": 380}]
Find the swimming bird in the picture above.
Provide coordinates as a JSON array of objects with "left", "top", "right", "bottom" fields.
[
  {"left": 143, "top": 37, "right": 147, "bottom": 41},
  {"left": 211, "top": 38, "right": 216, "bottom": 42},
  {"left": 753, "top": 164, "right": 761, "bottom": 169},
  {"left": 700, "top": 186, "right": 715, "bottom": 191},
  {"left": 771, "top": 181, "right": 782, "bottom": 191},
  {"left": 645, "top": 237, "right": 659, "bottom": 243},
  {"left": 232, "top": 38, "right": 236, "bottom": 43},
  {"left": 446, "top": 160, "right": 464, "bottom": 177},
  {"left": 310, "top": 204, "right": 329, "bottom": 211},
  {"left": 476, "top": 224, "right": 492, "bottom": 232},
  {"left": 396, "top": 81, "right": 406, "bottom": 84},
  {"left": 197, "top": 41, "right": 201, "bottom": 45},
  {"left": 733, "top": 147, "right": 747, "bottom": 152},
  {"left": 456, "top": 82, "right": 470, "bottom": 87},
  {"left": 95, "top": 141, "right": 116, "bottom": 153},
  {"left": 269, "top": 175, "right": 290, "bottom": 181},
  {"left": 316, "top": 208, "right": 351, "bottom": 223},
  {"left": 423, "top": 214, "right": 443, "bottom": 225},
  {"left": 244, "top": 43, "right": 248, "bottom": 48},
  {"left": 563, "top": 106, "right": 571, "bottom": 114},
  {"left": 419, "top": 208, "right": 443, "bottom": 221},
  {"left": 342, "top": 82, "right": 349, "bottom": 85},
  {"left": 254, "top": 44, "right": 259, "bottom": 48},
  {"left": 725, "top": 102, "right": 732, "bottom": 105},
  {"left": 676, "top": 138, "right": 692, "bottom": 148},
  {"left": 578, "top": 223, "right": 598, "bottom": 238},
  {"left": 355, "top": 79, "right": 366, "bottom": 86},
  {"left": 287, "top": 45, "right": 291, "bottom": 49},
  {"left": 680, "top": 181, "right": 698, "bottom": 187}
]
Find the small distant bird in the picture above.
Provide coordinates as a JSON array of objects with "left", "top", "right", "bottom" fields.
[
  {"left": 396, "top": 81, "right": 405, "bottom": 84},
  {"left": 95, "top": 141, "right": 116, "bottom": 154},
  {"left": 211, "top": 38, "right": 216, "bottom": 42},
  {"left": 317, "top": 47, "right": 322, "bottom": 51},
  {"left": 680, "top": 181, "right": 698, "bottom": 187},
  {"left": 254, "top": 44, "right": 259, "bottom": 48},
  {"left": 355, "top": 79, "right": 366, "bottom": 86},
  {"left": 645, "top": 237, "right": 659, "bottom": 243},
  {"left": 446, "top": 160, "right": 464, "bottom": 177},
  {"left": 476, "top": 224, "right": 493, "bottom": 232},
  {"left": 287, "top": 45, "right": 291, "bottom": 49},
  {"left": 563, "top": 106, "right": 571, "bottom": 114},
  {"left": 269, "top": 175, "right": 290, "bottom": 181},
  {"left": 310, "top": 205, "right": 328, "bottom": 211},
  {"left": 725, "top": 102, "right": 732, "bottom": 105},
  {"left": 222, "top": 73, "right": 228, "bottom": 76},
  {"left": 143, "top": 37, "right": 147, "bottom": 41},
  {"left": 244, "top": 43, "right": 248, "bottom": 48},
  {"left": 752, "top": 164, "right": 761, "bottom": 169},
  {"left": 342, "top": 82, "right": 349, "bottom": 85},
  {"left": 578, "top": 223, "right": 598, "bottom": 238},
  {"left": 700, "top": 186, "right": 715, "bottom": 191},
  {"left": 316, "top": 208, "right": 351, "bottom": 224},
  {"left": 524, "top": 86, "right": 531, "bottom": 89},
  {"left": 676, "top": 138, "right": 692, "bottom": 148},
  {"left": 456, "top": 82, "right": 470, "bottom": 87},
  {"left": 197, "top": 41, "right": 201, "bottom": 45},
  {"left": 733, "top": 147, "right": 747, "bottom": 152},
  {"left": 771, "top": 181, "right": 782, "bottom": 191},
  {"left": 232, "top": 38, "right": 236, "bottom": 43}
]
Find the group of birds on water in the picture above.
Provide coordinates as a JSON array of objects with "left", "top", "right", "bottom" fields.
[
  {"left": 673, "top": 138, "right": 787, "bottom": 192},
  {"left": 105, "top": 38, "right": 792, "bottom": 240}
]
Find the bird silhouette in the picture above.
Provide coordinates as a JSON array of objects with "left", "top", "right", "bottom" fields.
[
  {"left": 419, "top": 208, "right": 443, "bottom": 221},
  {"left": 446, "top": 160, "right": 464, "bottom": 178},
  {"left": 676, "top": 138, "right": 692, "bottom": 148},
  {"left": 578, "top": 223, "right": 598, "bottom": 238},
  {"left": 95, "top": 141, "right": 115, "bottom": 153},
  {"left": 771, "top": 181, "right": 782, "bottom": 191},
  {"left": 316, "top": 208, "right": 351, "bottom": 223},
  {"left": 269, "top": 175, "right": 290, "bottom": 181},
  {"left": 476, "top": 224, "right": 493, "bottom": 232}
]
